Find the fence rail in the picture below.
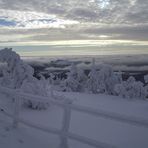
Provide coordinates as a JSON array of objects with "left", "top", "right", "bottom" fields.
[{"left": 0, "top": 85, "right": 148, "bottom": 148}]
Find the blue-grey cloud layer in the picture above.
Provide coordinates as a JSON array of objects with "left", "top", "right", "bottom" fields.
[{"left": 0, "top": 0, "right": 148, "bottom": 43}]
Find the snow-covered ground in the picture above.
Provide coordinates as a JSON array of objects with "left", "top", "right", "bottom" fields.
[{"left": 0, "top": 92, "right": 148, "bottom": 148}]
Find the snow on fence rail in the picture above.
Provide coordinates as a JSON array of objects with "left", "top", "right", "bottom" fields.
[{"left": 1, "top": 85, "right": 148, "bottom": 148}]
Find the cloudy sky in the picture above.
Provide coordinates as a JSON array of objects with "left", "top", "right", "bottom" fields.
[{"left": 0, "top": 0, "right": 148, "bottom": 56}]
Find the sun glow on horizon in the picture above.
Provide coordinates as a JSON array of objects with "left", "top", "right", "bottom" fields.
[
  {"left": 0, "top": 39, "right": 147, "bottom": 57},
  {"left": 0, "top": 39, "right": 148, "bottom": 47}
]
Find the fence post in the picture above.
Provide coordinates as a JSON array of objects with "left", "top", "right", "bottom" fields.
[
  {"left": 13, "top": 96, "right": 20, "bottom": 128},
  {"left": 60, "top": 104, "right": 71, "bottom": 148}
]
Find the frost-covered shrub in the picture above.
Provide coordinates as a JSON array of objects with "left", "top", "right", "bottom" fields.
[
  {"left": 61, "top": 62, "right": 88, "bottom": 92},
  {"left": 0, "top": 67, "right": 14, "bottom": 88},
  {"left": 48, "top": 73, "right": 55, "bottom": 84},
  {"left": 0, "top": 48, "right": 50, "bottom": 110},
  {"left": 62, "top": 74, "right": 80, "bottom": 92},
  {"left": 144, "top": 74, "right": 148, "bottom": 98},
  {"left": 144, "top": 74, "right": 148, "bottom": 84},
  {"left": 98, "top": 65, "right": 122, "bottom": 95},
  {"left": 77, "top": 68, "right": 88, "bottom": 92},
  {"left": 115, "top": 76, "right": 146, "bottom": 99},
  {"left": 86, "top": 59, "right": 99, "bottom": 93},
  {"left": 21, "top": 76, "right": 50, "bottom": 110},
  {"left": 0, "top": 48, "right": 34, "bottom": 89},
  {"left": 62, "top": 63, "right": 80, "bottom": 92}
]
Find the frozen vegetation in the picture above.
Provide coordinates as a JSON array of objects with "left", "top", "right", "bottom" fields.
[
  {"left": 0, "top": 48, "right": 50, "bottom": 109},
  {"left": 0, "top": 48, "right": 148, "bottom": 148}
]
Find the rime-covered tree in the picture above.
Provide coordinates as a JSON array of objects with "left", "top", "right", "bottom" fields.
[
  {"left": 62, "top": 63, "right": 80, "bottom": 92},
  {"left": 21, "top": 77, "right": 50, "bottom": 110},
  {"left": 98, "top": 64, "right": 121, "bottom": 95},
  {"left": 144, "top": 74, "right": 148, "bottom": 98},
  {"left": 144, "top": 74, "right": 148, "bottom": 84},
  {"left": 77, "top": 68, "right": 88, "bottom": 92},
  {"left": 48, "top": 73, "right": 55, "bottom": 85},
  {"left": 0, "top": 48, "right": 34, "bottom": 88},
  {"left": 86, "top": 59, "right": 98, "bottom": 93},
  {"left": 115, "top": 76, "right": 146, "bottom": 99},
  {"left": 0, "top": 48, "right": 50, "bottom": 109}
]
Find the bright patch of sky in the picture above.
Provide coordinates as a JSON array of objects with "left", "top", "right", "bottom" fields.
[
  {"left": 89, "top": 0, "right": 110, "bottom": 9},
  {"left": 0, "top": 40, "right": 148, "bottom": 56},
  {"left": 0, "top": 18, "right": 17, "bottom": 27},
  {"left": 0, "top": 9, "right": 79, "bottom": 29}
]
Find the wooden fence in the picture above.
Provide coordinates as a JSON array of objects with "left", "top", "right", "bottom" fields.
[{"left": 1, "top": 86, "right": 148, "bottom": 148}]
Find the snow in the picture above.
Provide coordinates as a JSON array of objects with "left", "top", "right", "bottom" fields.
[
  {"left": 0, "top": 48, "right": 148, "bottom": 148},
  {"left": 0, "top": 91, "right": 148, "bottom": 148},
  {"left": 115, "top": 76, "right": 146, "bottom": 99}
]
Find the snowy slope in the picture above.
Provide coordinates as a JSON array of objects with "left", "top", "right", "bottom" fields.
[{"left": 0, "top": 92, "right": 148, "bottom": 148}]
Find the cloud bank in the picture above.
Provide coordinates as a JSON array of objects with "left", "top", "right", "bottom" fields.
[{"left": 0, "top": 0, "right": 148, "bottom": 52}]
